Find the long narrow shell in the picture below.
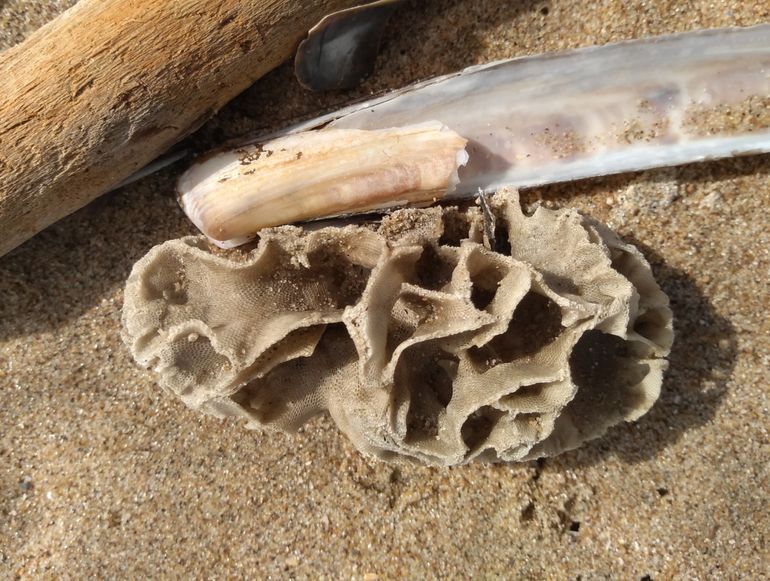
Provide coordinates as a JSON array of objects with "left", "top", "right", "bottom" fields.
[
  {"left": 179, "top": 122, "right": 467, "bottom": 246},
  {"left": 305, "top": 24, "right": 770, "bottom": 194},
  {"left": 179, "top": 25, "right": 770, "bottom": 247}
]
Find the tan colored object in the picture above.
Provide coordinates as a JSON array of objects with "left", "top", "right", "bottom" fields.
[
  {"left": 122, "top": 189, "right": 673, "bottom": 466},
  {"left": 0, "top": 0, "right": 364, "bottom": 257},
  {"left": 179, "top": 122, "right": 468, "bottom": 247}
]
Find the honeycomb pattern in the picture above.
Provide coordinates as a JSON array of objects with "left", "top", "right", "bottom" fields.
[{"left": 122, "top": 189, "right": 673, "bottom": 466}]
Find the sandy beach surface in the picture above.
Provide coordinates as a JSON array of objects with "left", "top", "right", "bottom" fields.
[{"left": 1, "top": 0, "right": 768, "bottom": 578}]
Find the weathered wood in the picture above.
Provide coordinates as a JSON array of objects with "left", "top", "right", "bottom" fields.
[{"left": 0, "top": 0, "right": 363, "bottom": 257}]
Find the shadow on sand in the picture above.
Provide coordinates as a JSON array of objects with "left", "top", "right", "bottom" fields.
[
  {"left": 553, "top": 244, "right": 738, "bottom": 469},
  {"left": 0, "top": 171, "right": 195, "bottom": 342}
]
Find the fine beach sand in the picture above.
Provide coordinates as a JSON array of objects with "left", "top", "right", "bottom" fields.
[{"left": 1, "top": 0, "right": 768, "bottom": 578}]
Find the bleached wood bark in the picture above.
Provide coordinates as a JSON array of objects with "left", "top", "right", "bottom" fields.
[{"left": 0, "top": 0, "right": 363, "bottom": 256}]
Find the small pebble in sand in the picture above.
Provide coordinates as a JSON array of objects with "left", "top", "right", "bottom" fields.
[
  {"left": 285, "top": 556, "right": 300, "bottom": 568},
  {"left": 700, "top": 190, "right": 723, "bottom": 210}
]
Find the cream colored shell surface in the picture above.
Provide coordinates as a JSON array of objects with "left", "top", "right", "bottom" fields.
[{"left": 122, "top": 189, "right": 673, "bottom": 466}]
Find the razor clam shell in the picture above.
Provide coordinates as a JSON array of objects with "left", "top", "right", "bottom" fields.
[
  {"left": 286, "top": 24, "right": 770, "bottom": 195},
  {"left": 179, "top": 121, "right": 468, "bottom": 246},
  {"left": 179, "top": 26, "right": 770, "bottom": 248}
]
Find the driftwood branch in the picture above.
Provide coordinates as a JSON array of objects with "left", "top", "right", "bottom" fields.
[{"left": 0, "top": 0, "right": 362, "bottom": 256}]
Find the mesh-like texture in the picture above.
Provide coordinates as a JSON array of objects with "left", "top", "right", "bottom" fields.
[{"left": 122, "top": 189, "right": 673, "bottom": 466}]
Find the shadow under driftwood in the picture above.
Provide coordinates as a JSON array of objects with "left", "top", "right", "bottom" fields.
[{"left": 0, "top": 170, "right": 195, "bottom": 341}]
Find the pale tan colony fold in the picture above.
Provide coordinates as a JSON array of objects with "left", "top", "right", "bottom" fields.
[{"left": 122, "top": 189, "right": 673, "bottom": 466}]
